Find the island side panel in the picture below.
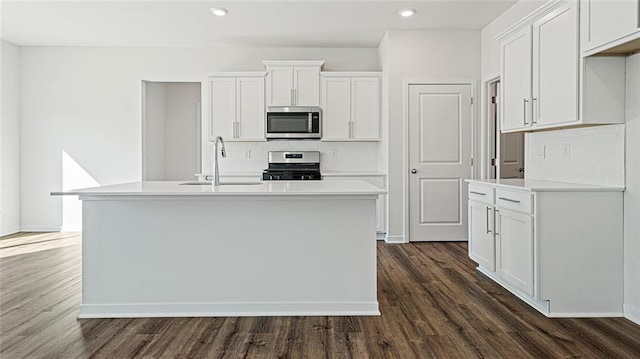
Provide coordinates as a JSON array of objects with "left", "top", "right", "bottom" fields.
[{"left": 80, "top": 195, "right": 378, "bottom": 317}]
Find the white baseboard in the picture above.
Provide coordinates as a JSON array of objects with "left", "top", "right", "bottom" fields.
[
  {"left": 385, "top": 235, "right": 405, "bottom": 243},
  {"left": 624, "top": 304, "right": 640, "bottom": 326},
  {"left": 79, "top": 301, "right": 381, "bottom": 319},
  {"left": 376, "top": 232, "right": 387, "bottom": 241},
  {"left": 19, "top": 225, "right": 62, "bottom": 232},
  {"left": 0, "top": 226, "right": 21, "bottom": 237}
]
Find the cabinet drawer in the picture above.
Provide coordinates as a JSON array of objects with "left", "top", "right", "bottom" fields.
[
  {"left": 469, "top": 184, "right": 494, "bottom": 205},
  {"left": 496, "top": 189, "right": 533, "bottom": 214}
]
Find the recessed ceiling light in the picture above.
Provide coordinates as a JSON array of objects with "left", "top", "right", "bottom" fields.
[
  {"left": 399, "top": 8, "right": 416, "bottom": 17},
  {"left": 210, "top": 7, "right": 228, "bottom": 17}
]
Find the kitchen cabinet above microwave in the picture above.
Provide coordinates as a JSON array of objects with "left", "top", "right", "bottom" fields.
[
  {"left": 497, "top": 0, "right": 626, "bottom": 133},
  {"left": 209, "top": 72, "right": 266, "bottom": 142},
  {"left": 580, "top": 0, "right": 640, "bottom": 56},
  {"left": 263, "top": 61, "right": 324, "bottom": 107}
]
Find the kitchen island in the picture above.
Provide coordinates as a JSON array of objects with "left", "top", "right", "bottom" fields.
[{"left": 53, "top": 180, "right": 385, "bottom": 318}]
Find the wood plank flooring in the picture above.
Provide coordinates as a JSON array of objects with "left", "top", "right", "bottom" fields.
[{"left": 1, "top": 232, "right": 639, "bottom": 358}]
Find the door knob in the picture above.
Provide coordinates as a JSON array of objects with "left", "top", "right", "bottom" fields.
[{"left": 411, "top": 169, "right": 417, "bottom": 174}]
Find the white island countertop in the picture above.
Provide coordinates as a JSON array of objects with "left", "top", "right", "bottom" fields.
[
  {"left": 465, "top": 178, "right": 625, "bottom": 192},
  {"left": 52, "top": 180, "right": 386, "bottom": 198}
]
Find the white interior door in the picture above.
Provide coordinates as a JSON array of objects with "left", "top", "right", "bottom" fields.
[
  {"left": 499, "top": 132, "right": 525, "bottom": 179},
  {"left": 409, "top": 83, "right": 472, "bottom": 242}
]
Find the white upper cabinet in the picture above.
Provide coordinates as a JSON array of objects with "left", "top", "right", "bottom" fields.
[
  {"left": 580, "top": 0, "right": 640, "bottom": 55},
  {"left": 209, "top": 73, "right": 265, "bottom": 142},
  {"left": 498, "top": 0, "right": 625, "bottom": 133},
  {"left": 501, "top": 27, "right": 533, "bottom": 132},
  {"left": 263, "top": 61, "right": 324, "bottom": 107},
  {"left": 352, "top": 77, "right": 381, "bottom": 139},
  {"left": 532, "top": 2, "right": 579, "bottom": 127},
  {"left": 320, "top": 73, "right": 381, "bottom": 141},
  {"left": 266, "top": 67, "right": 294, "bottom": 106},
  {"left": 321, "top": 77, "right": 351, "bottom": 139}
]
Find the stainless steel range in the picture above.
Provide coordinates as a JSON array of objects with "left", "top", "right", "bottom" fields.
[{"left": 262, "top": 151, "right": 321, "bottom": 181}]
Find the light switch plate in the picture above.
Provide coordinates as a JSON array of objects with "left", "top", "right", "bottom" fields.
[
  {"left": 243, "top": 149, "right": 251, "bottom": 160},
  {"left": 537, "top": 145, "right": 546, "bottom": 159}
]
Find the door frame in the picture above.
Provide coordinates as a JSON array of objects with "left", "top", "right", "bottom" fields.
[
  {"left": 403, "top": 79, "right": 477, "bottom": 243},
  {"left": 140, "top": 76, "right": 206, "bottom": 181},
  {"left": 484, "top": 75, "right": 501, "bottom": 180}
]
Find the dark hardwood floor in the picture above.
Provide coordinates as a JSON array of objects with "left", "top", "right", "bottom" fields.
[{"left": 1, "top": 232, "right": 639, "bottom": 358}]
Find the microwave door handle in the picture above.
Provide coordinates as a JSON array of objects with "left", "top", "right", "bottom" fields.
[{"left": 308, "top": 113, "right": 313, "bottom": 133}]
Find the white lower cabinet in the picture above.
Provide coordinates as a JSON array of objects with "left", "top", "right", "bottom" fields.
[
  {"left": 467, "top": 180, "right": 624, "bottom": 317},
  {"left": 468, "top": 201, "right": 495, "bottom": 271},
  {"left": 496, "top": 208, "right": 534, "bottom": 296}
]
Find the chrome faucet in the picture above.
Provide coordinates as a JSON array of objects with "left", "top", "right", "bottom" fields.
[{"left": 211, "top": 136, "right": 226, "bottom": 186}]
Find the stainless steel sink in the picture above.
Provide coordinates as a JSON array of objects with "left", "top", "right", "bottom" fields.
[{"left": 179, "top": 181, "right": 262, "bottom": 186}]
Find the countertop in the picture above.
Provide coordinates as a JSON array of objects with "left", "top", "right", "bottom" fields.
[
  {"left": 52, "top": 180, "right": 386, "bottom": 197},
  {"left": 465, "top": 178, "right": 625, "bottom": 192}
]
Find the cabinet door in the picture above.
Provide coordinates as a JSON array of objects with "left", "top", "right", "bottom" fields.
[
  {"left": 267, "top": 67, "right": 293, "bottom": 106},
  {"left": 496, "top": 209, "right": 534, "bottom": 295},
  {"left": 236, "top": 77, "right": 265, "bottom": 140},
  {"left": 210, "top": 78, "right": 236, "bottom": 139},
  {"left": 352, "top": 77, "right": 380, "bottom": 139},
  {"left": 294, "top": 67, "right": 320, "bottom": 106},
  {"left": 532, "top": 2, "right": 579, "bottom": 127},
  {"left": 581, "top": 0, "right": 639, "bottom": 52},
  {"left": 321, "top": 77, "right": 351, "bottom": 140},
  {"left": 501, "top": 27, "right": 532, "bottom": 132},
  {"left": 469, "top": 201, "right": 496, "bottom": 271}
]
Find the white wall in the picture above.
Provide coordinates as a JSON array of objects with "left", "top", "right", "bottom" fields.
[
  {"left": 377, "top": 32, "right": 390, "bottom": 176},
  {"left": 20, "top": 46, "right": 378, "bottom": 230},
  {"left": 525, "top": 124, "right": 625, "bottom": 187},
  {"left": 624, "top": 53, "right": 640, "bottom": 324},
  {"left": 1, "top": 40, "right": 21, "bottom": 236},
  {"left": 383, "top": 30, "right": 481, "bottom": 243}
]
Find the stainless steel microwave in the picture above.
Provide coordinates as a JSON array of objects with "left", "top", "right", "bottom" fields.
[{"left": 266, "top": 106, "right": 321, "bottom": 140}]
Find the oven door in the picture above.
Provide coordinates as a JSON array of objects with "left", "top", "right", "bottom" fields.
[{"left": 266, "top": 110, "right": 321, "bottom": 139}]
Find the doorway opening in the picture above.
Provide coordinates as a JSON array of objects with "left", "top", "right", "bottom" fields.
[
  {"left": 142, "top": 81, "right": 202, "bottom": 181},
  {"left": 487, "top": 79, "right": 524, "bottom": 179}
]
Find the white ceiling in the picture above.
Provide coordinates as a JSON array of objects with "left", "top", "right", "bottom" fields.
[{"left": 1, "top": 0, "right": 517, "bottom": 48}]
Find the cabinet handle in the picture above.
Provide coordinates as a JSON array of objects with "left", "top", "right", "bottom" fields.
[
  {"left": 498, "top": 196, "right": 520, "bottom": 204},
  {"left": 494, "top": 208, "right": 500, "bottom": 235},
  {"left": 236, "top": 122, "right": 240, "bottom": 138},
  {"left": 532, "top": 97, "right": 538, "bottom": 124},
  {"left": 523, "top": 98, "right": 529, "bottom": 126},
  {"left": 486, "top": 206, "right": 492, "bottom": 234},
  {"left": 291, "top": 89, "right": 294, "bottom": 105},
  {"left": 470, "top": 191, "right": 486, "bottom": 196},
  {"left": 295, "top": 89, "right": 298, "bottom": 105}
]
